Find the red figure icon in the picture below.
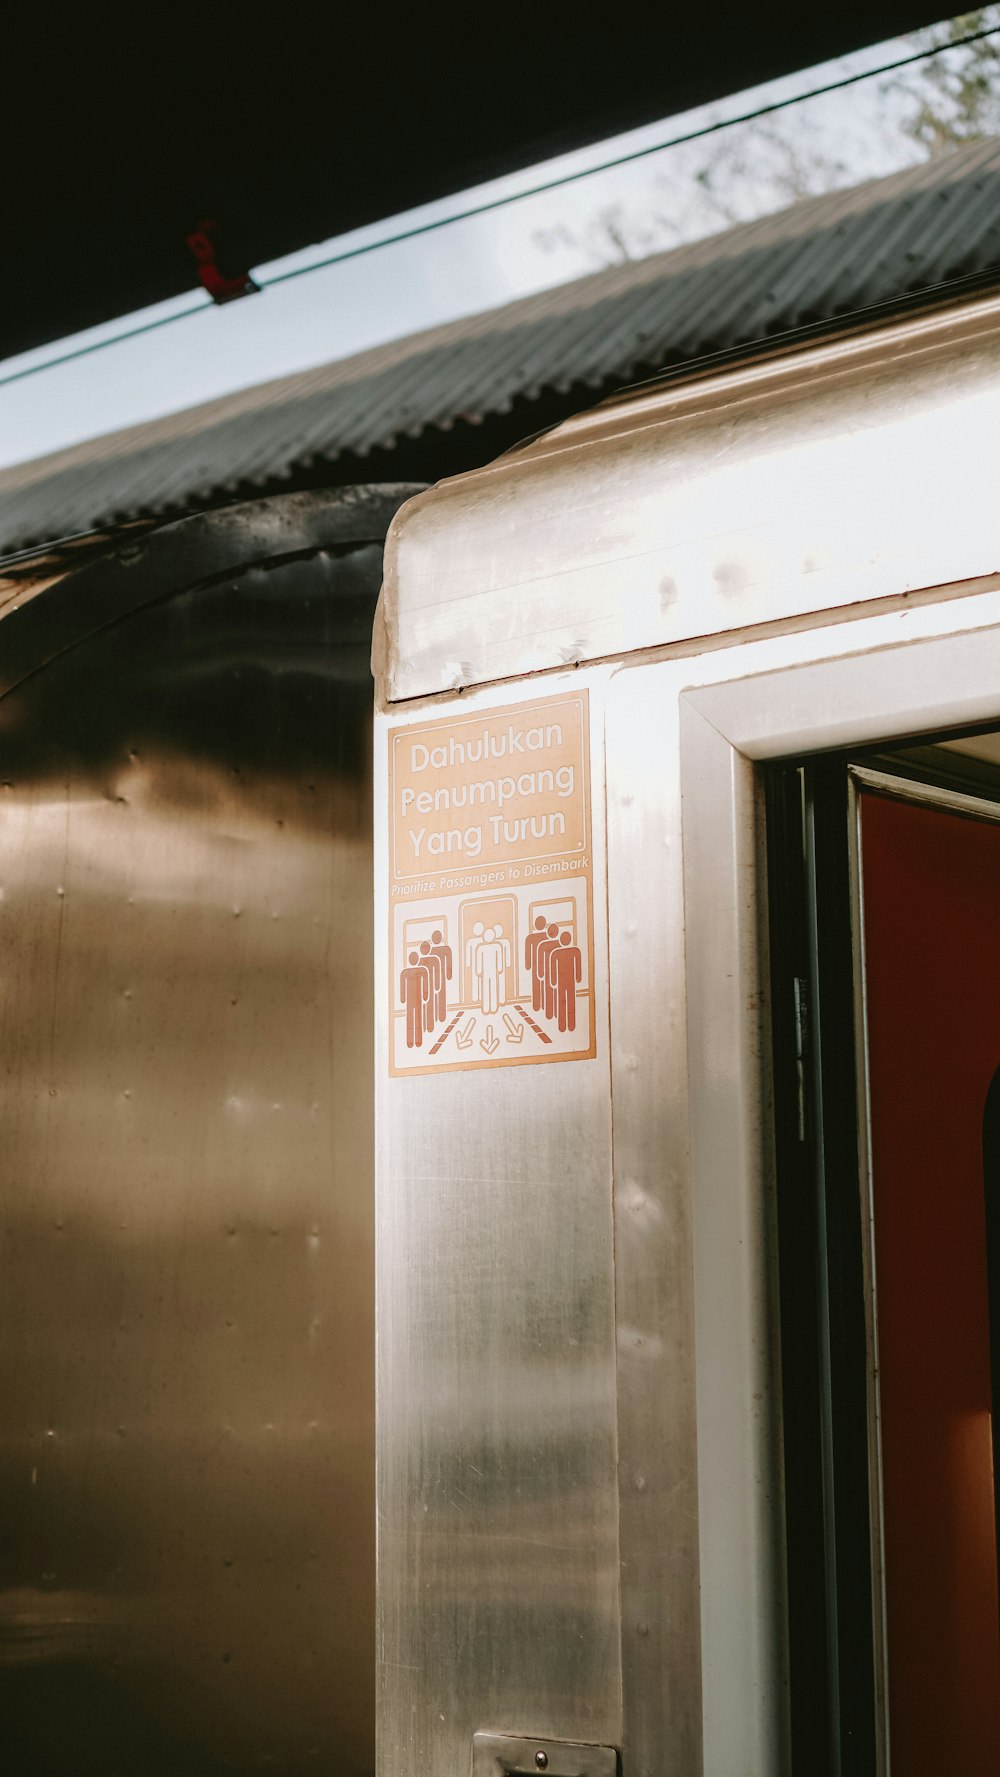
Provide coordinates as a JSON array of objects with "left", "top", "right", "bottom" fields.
[
  {"left": 419, "top": 940, "right": 443, "bottom": 1034},
  {"left": 535, "top": 923, "right": 562, "bottom": 1021},
  {"left": 429, "top": 928, "right": 453, "bottom": 1024},
  {"left": 548, "top": 929, "right": 583, "bottom": 1032},
  {"left": 400, "top": 950, "right": 431, "bottom": 1049},
  {"left": 524, "top": 915, "right": 549, "bottom": 1012}
]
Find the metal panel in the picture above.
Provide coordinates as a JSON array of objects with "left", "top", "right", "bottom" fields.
[
  {"left": 375, "top": 671, "right": 620, "bottom": 1777},
  {"left": 472, "top": 1731, "right": 619, "bottom": 1775},
  {"left": 0, "top": 537, "right": 380, "bottom": 1773},
  {"left": 384, "top": 293, "right": 1000, "bottom": 698},
  {"left": 603, "top": 671, "right": 702, "bottom": 1777},
  {"left": 7, "top": 137, "right": 1000, "bottom": 555},
  {"left": 0, "top": 485, "right": 423, "bottom": 703},
  {"left": 678, "top": 692, "right": 788, "bottom": 1775}
]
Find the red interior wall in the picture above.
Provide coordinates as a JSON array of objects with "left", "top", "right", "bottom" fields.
[{"left": 860, "top": 788, "right": 1000, "bottom": 1774}]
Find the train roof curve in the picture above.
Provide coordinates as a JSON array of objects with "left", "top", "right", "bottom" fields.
[{"left": 5, "top": 135, "right": 1000, "bottom": 558}]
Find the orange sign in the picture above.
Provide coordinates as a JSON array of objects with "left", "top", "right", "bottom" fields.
[{"left": 388, "top": 689, "right": 595, "bottom": 1074}]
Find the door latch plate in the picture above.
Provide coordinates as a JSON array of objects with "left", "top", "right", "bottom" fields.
[{"left": 472, "top": 1732, "right": 619, "bottom": 1777}]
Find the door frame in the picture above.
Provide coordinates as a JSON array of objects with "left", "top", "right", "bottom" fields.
[{"left": 602, "top": 586, "right": 1000, "bottom": 1775}]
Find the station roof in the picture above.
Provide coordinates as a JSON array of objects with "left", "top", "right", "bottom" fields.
[
  {"left": 4, "top": 134, "right": 1000, "bottom": 558},
  {"left": 4, "top": 8, "right": 949, "bottom": 362}
]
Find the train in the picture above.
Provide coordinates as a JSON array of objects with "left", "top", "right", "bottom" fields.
[
  {"left": 6, "top": 288, "right": 1000, "bottom": 1777},
  {"left": 0, "top": 485, "right": 414, "bottom": 1775},
  {"left": 375, "top": 289, "right": 1000, "bottom": 1777}
]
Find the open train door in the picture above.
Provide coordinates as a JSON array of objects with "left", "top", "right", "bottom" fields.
[
  {"left": 768, "top": 746, "right": 1000, "bottom": 1776},
  {"left": 855, "top": 772, "right": 1000, "bottom": 1775}
]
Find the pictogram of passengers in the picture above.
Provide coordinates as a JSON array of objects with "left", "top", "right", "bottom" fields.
[
  {"left": 399, "top": 896, "right": 585, "bottom": 1054},
  {"left": 399, "top": 927, "right": 454, "bottom": 1048},
  {"left": 465, "top": 921, "right": 512, "bottom": 1015},
  {"left": 526, "top": 917, "right": 583, "bottom": 1032}
]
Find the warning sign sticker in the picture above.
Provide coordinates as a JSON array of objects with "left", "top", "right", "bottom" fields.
[{"left": 388, "top": 688, "right": 595, "bottom": 1075}]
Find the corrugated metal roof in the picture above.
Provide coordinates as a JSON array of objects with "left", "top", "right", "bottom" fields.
[{"left": 5, "top": 137, "right": 1000, "bottom": 555}]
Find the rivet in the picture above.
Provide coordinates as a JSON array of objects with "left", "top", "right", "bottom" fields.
[
  {"left": 635, "top": 1474, "right": 647, "bottom": 1493},
  {"left": 637, "top": 1621, "right": 649, "bottom": 1637},
  {"left": 534, "top": 1755, "right": 548, "bottom": 1771}
]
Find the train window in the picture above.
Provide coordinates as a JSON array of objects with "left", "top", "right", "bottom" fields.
[{"left": 768, "top": 734, "right": 1000, "bottom": 1777}]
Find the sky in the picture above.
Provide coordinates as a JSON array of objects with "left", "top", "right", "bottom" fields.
[{"left": 0, "top": 13, "right": 990, "bottom": 472}]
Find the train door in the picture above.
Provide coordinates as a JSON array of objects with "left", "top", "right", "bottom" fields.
[
  {"left": 770, "top": 745, "right": 1000, "bottom": 1776},
  {"left": 857, "top": 776, "right": 1000, "bottom": 1775}
]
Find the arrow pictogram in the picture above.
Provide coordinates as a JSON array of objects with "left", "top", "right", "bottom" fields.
[
  {"left": 502, "top": 1012, "right": 524, "bottom": 1044},
  {"left": 455, "top": 1017, "right": 476, "bottom": 1051},
  {"left": 479, "top": 1023, "right": 500, "bottom": 1056}
]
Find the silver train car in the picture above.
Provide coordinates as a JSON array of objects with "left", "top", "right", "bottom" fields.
[
  {"left": 375, "top": 292, "right": 1000, "bottom": 1777},
  {"left": 7, "top": 288, "right": 1000, "bottom": 1777},
  {"left": 0, "top": 485, "right": 419, "bottom": 1776}
]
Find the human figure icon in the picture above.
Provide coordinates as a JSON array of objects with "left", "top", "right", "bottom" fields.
[
  {"left": 476, "top": 925, "right": 509, "bottom": 1015},
  {"left": 493, "top": 922, "right": 512, "bottom": 983},
  {"left": 535, "top": 923, "right": 562, "bottom": 1021},
  {"left": 464, "top": 920, "right": 485, "bottom": 998},
  {"left": 400, "top": 949, "right": 431, "bottom": 1049},
  {"left": 429, "top": 928, "right": 452, "bottom": 1024},
  {"left": 548, "top": 929, "right": 583, "bottom": 1032},
  {"left": 524, "top": 915, "right": 548, "bottom": 1011},
  {"left": 419, "top": 939, "right": 442, "bottom": 1034}
]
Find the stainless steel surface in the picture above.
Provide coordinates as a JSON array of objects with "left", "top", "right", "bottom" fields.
[
  {"left": 472, "top": 1732, "right": 618, "bottom": 1776},
  {"left": 375, "top": 672, "right": 620, "bottom": 1777},
  {"left": 10, "top": 137, "right": 1000, "bottom": 558},
  {"left": 383, "top": 292, "right": 1000, "bottom": 699},
  {"left": 677, "top": 689, "right": 788, "bottom": 1775},
  {"left": 376, "top": 602, "right": 1000, "bottom": 1777},
  {"left": 0, "top": 506, "right": 388, "bottom": 1773},
  {"left": 0, "top": 485, "right": 422, "bottom": 706},
  {"left": 604, "top": 671, "right": 702, "bottom": 1777},
  {"left": 376, "top": 283, "right": 1000, "bottom": 1777}
]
